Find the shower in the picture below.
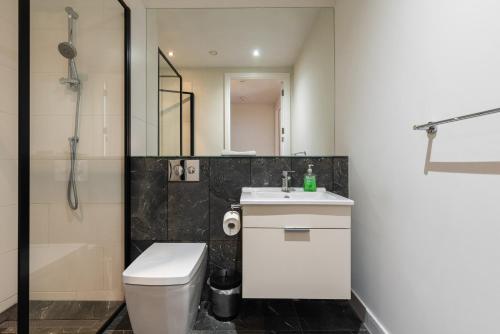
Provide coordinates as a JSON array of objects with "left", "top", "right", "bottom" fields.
[{"left": 58, "top": 7, "right": 81, "bottom": 210}]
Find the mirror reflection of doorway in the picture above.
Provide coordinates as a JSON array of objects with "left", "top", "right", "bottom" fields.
[{"left": 225, "top": 73, "right": 291, "bottom": 156}]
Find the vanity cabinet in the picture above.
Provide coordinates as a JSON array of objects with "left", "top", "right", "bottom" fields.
[{"left": 241, "top": 204, "right": 352, "bottom": 299}]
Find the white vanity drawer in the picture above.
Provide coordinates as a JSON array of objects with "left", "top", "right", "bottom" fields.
[
  {"left": 243, "top": 205, "right": 351, "bottom": 229},
  {"left": 242, "top": 227, "right": 350, "bottom": 299}
]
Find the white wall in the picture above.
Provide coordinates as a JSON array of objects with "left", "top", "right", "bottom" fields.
[
  {"left": 334, "top": 0, "right": 500, "bottom": 333},
  {"left": 179, "top": 67, "right": 291, "bottom": 155},
  {"left": 125, "top": 0, "right": 148, "bottom": 156},
  {"left": 0, "top": 0, "right": 18, "bottom": 314},
  {"left": 292, "top": 8, "right": 335, "bottom": 155},
  {"left": 231, "top": 103, "right": 276, "bottom": 155}
]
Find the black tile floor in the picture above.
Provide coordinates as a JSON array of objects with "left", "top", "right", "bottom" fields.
[
  {"left": 104, "top": 299, "right": 368, "bottom": 334},
  {"left": 0, "top": 301, "right": 122, "bottom": 334}
]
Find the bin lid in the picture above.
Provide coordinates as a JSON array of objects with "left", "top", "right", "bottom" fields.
[
  {"left": 123, "top": 243, "right": 207, "bottom": 286},
  {"left": 210, "top": 269, "right": 241, "bottom": 290}
]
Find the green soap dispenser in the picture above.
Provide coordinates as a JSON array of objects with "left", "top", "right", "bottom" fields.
[{"left": 303, "top": 164, "right": 317, "bottom": 192}]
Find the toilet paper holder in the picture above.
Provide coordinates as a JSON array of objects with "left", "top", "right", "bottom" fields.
[{"left": 224, "top": 204, "right": 241, "bottom": 236}]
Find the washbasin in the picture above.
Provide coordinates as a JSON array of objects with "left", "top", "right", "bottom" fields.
[{"left": 240, "top": 187, "right": 354, "bottom": 206}]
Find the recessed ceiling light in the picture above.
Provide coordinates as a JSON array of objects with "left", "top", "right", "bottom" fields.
[
  {"left": 252, "top": 49, "right": 260, "bottom": 57},
  {"left": 208, "top": 50, "right": 218, "bottom": 56},
  {"left": 168, "top": 51, "right": 174, "bottom": 57}
]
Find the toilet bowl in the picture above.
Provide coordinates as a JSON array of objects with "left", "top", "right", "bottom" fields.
[{"left": 123, "top": 243, "right": 207, "bottom": 334}]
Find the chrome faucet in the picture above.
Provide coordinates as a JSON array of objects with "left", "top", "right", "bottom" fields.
[{"left": 281, "top": 170, "right": 295, "bottom": 192}]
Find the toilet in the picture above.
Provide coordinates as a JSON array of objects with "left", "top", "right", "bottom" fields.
[{"left": 123, "top": 243, "right": 207, "bottom": 334}]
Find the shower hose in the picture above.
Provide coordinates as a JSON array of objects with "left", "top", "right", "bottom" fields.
[{"left": 67, "top": 87, "right": 81, "bottom": 210}]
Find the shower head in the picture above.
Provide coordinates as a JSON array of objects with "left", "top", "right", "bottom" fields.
[
  {"left": 65, "top": 7, "right": 79, "bottom": 20},
  {"left": 58, "top": 42, "right": 77, "bottom": 59}
]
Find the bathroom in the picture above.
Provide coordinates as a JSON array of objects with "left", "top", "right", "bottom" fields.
[{"left": 1, "top": 0, "right": 499, "bottom": 333}]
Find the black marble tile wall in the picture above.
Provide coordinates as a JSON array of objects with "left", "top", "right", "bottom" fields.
[
  {"left": 130, "top": 158, "right": 168, "bottom": 241},
  {"left": 250, "top": 157, "right": 292, "bottom": 187},
  {"left": 168, "top": 159, "right": 210, "bottom": 242},
  {"left": 130, "top": 156, "right": 348, "bottom": 298}
]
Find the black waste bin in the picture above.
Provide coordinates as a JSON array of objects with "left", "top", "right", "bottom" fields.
[{"left": 208, "top": 269, "right": 241, "bottom": 321}]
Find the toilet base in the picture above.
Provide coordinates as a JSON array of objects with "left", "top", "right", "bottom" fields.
[{"left": 124, "top": 256, "right": 206, "bottom": 334}]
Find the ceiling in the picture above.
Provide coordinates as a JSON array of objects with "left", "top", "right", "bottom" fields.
[
  {"left": 153, "top": 7, "right": 323, "bottom": 68},
  {"left": 231, "top": 79, "right": 282, "bottom": 104}
]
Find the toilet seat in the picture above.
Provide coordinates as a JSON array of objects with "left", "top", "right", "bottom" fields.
[{"left": 123, "top": 243, "right": 207, "bottom": 286}]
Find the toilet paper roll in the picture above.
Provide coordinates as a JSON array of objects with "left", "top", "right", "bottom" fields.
[{"left": 223, "top": 211, "right": 241, "bottom": 236}]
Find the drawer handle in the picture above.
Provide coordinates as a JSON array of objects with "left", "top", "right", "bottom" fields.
[{"left": 284, "top": 227, "right": 310, "bottom": 232}]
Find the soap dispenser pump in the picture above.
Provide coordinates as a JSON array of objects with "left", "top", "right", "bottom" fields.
[{"left": 303, "top": 164, "right": 317, "bottom": 192}]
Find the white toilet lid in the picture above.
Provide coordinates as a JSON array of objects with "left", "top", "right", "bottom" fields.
[{"left": 123, "top": 243, "right": 207, "bottom": 286}]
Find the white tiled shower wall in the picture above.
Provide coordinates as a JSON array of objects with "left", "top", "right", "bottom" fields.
[
  {"left": 0, "top": 0, "right": 18, "bottom": 314},
  {"left": 30, "top": 0, "right": 125, "bottom": 301}
]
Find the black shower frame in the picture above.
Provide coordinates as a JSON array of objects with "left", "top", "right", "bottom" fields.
[
  {"left": 159, "top": 89, "right": 195, "bottom": 156},
  {"left": 17, "top": 0, "right": 131, "bottom": 332},
  {"left": 158, "top": 48, "right": 195, "bottom": 156}
]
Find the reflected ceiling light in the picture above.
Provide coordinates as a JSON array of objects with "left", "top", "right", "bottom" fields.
[
  {"left": 252, "top": 49, "right": 260, "bottom": 57},
  {"left": 168, "top": 51, "right": 174, "bottom": 57},
  {"left": 208, "top": 50, "right": 218, "bottom": 56}
]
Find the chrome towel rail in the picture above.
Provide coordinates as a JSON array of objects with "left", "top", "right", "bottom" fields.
[{"left": 413, "top": 107, "right": 500, "bottom": 134}]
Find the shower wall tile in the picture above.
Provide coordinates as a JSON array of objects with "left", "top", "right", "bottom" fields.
[
  {"left": 93, "top": 204, "right": 124, "bottom": 245},
  {"left": 291, "top": 157, "right": 334, "bottom": 191},
  {"left": 167, "top": 158, "right": 210, "bottom": 242},
  {"left": 0, "top": 66, "right": 17, "bottom": 114},
  {"left": 0, "top": 250, "right": 17, "bottom": 308},
  {"left": 0, "top": 4, "right": 17, "bottom": 69},
  {"left": 29, "top": 204, "right": 49, "bottom": 245},
  {"left": 0, "top": 113, "right": 17, "bottom": 159},
  {"left": 30, "top": 73, "right": 77, "bottom": 116},
  {"left": 0, "top": 159, "right": 17, "bottom": 205},
  {"left": 30, "top": 114, "right": 94, "bottom": 157},
  {"left": 48, "top": 203, "right": 94, "bottom": 243},
  {"left": 0, "top": 0, "right": 17, "bottom": 314},
  {"left": 92, "top": 114, "right": 124, "bottom": 158},
  {"left": 0, "top": 205, "right": 17, "bottom": 253},
  {"left": 103, "top": 244, "right": 125, "bottom": 292},
  {"left": 85, "top": 74, "right": 125, "bottom": 116},
  {"left": 250, "top": 157, "right": 292, "bottom": 187},
  {"left": 0, "top": 0, "right": 17, "bottom": 26},
  {"left": 87, "top": 159, "right": 124, "bottom": 203},
  {"left": 130, "top": 158, "right": 168, "bottom": 241},
  {"left": 209, "top": 158, "right": 251, "bottom": 241},
  {"left": 30, "top": 28, "right": 67, "bottom": 74}
]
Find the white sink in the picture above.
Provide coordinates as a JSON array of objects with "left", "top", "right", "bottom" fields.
[{"left": 240, "top": 187, "right": 354, "bottom": 206}]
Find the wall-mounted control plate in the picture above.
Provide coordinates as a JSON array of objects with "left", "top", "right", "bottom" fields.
[{"left": 168, "top": 159, "right": 200, "bottom": 182}]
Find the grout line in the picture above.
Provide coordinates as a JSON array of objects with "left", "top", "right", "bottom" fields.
[
  {"left": 291, "top": 300, "right": 304, "bottom": 334},
  {"left": 208, "top": 158, "right": 213, "bottom": 273}
]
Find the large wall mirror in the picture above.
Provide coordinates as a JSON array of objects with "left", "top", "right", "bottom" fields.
[{"left": 146, "top": 7, "right": 335, "bottom": 156}]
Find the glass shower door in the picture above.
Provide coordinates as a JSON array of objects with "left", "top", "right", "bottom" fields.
[
  {"left": 0, "top": 0, "right": 18, "bottom": 332},
  {"left": 28, "top": 0, "right": 126, "bottom": 332}
]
